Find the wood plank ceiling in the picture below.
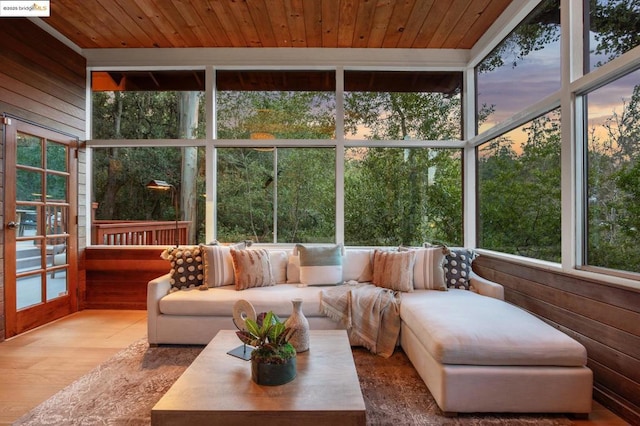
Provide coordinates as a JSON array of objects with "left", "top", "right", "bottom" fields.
[{"left": 44, "top": 0, "right": 512, "bottom": 50}]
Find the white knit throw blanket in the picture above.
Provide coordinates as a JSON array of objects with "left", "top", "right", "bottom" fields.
[{"left": 320, "top": 283, "right": 401, "bottom": 358}]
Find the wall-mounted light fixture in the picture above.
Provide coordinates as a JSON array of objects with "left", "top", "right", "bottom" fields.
[{"left": 146, "top": 179, "right": 179, "bottom": 247}]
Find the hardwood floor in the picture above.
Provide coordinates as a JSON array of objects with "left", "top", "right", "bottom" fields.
[
  {"left": 0, "top": 310, "right": 630, "bottom": 425},
  {"left": 0, "top": 310, "right": 146, "bottom": 425}
]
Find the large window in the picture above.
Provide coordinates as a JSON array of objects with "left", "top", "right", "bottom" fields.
[
  {"left": 344, "top": 71, "right": 463, "bottom": 140},
  {"left": 92, "top": 71, "right": 206, "bottom": 139},
  {"left": 343, "top": 71, "right": 464, "bottom": 246},
  {"left": 91, "top": 71, "right": 206, "bottom": 245},
  {"left": 477, "top": 109, "right": 562, "bottom": 262},
  {"left": 216, "top": 70, "right": 336, "bottom": 140},
  {"left": 217, "top": 147, "right": 335, "bottom": 243},
  {"left": 586, "top": 0, "right": 640, "bottom": 71},
  {"left": 476, "top": 0, "right": 561, "bottom": 134},
  {"left": 345, "top": 147, "right": 462, "bottom": 246},
  {"left": 92, "top": 146, "right": 206, "bottom": 244},
  {"left": 585, "top": 68, "right": 640, "bottom": 274}
]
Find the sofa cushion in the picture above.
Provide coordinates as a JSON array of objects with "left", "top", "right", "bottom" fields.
[
  {"left": 161, "top": 246, "right": 204, "bottom": 292},
  {"left": 372, "top": 249, "right": 416, "bottom": 292},
  {"left": 400, "top": 289, "right": 587, "bottom": 367},
  {"left": 231, "top": 248, "right": 275, "bottom": 290},
  {"left": 296, "top": 244, "right": 343, "bottom": 286},
  {"left": 443, "top": 247, "right": 478, "bottom": 290},
  {"left": 159, "top": 284, "right": 326, "bottom": 318}
]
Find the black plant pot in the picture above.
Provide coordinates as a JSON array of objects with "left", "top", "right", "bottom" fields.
[{"left": 251, "top": 356, "right": 297, "bottom": 386}]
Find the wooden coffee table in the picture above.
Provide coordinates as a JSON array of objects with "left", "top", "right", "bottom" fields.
[{"left": 151, "top": 329, "right": 366, "bottom": 426}]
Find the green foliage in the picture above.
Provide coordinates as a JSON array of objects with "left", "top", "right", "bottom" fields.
[
  {"left": 591, "top": 0, "right": 640, "bottom": 66},
  {"left": 478, "top": 111, "right": 562, "bottom": 262},
  {"left": 236, "top": 312, "right": 296, "bottom": 364}
]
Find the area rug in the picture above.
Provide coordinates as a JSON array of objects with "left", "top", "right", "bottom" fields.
[{"left": 14, "top": 339, "right": 574, "bottom": 426}]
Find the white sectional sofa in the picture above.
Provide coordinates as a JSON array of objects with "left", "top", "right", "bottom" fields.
[{"left": 147, "top": 245, "right": 592, "bottom": 417}]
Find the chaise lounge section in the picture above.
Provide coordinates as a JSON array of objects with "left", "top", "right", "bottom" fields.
[{"left": 147, "top": 244, "right": 592, "bottom": 417}]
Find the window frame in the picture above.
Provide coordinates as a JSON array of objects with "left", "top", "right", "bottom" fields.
[{"left": 84, "top": 0, "right": 640, "bottom": 289}]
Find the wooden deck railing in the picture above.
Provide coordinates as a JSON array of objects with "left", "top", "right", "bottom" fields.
[{"left": 92, "top": 220, "right": 190, "bottom": 246}]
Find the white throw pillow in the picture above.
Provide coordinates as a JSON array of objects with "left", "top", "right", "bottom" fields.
[
  {"left": 268, "top": 250, "right": 288, "bottom": 284},
  {"left": 342, "top": 249, "right": 374, "bottom": 282}
]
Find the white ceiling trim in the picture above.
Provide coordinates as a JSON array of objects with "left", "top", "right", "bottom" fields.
[
  {"left": 469, "top": 0, "right": 541, "bottom": 68},
  {"left": 83, "top": 47, "right": 469, "bottom": 69}
]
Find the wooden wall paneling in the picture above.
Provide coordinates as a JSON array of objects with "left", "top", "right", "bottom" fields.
[
  {"left": 0, "top": 24, "right": 84, "bottom": 88},
  {"left": 475, "top": 257, "right": 640, "bottom": 312},
  {"left": 588, "top": 358, "right": 640, "bottom": 413},
  {"left": 593, "top": 386, "right": 640, "bottom": 426},
  {"left": 474, "top": 255, "right": 640, "bottom": 424},
  {"left": 487, "top": 268, "right": 639, "bottom": 336},
  {"left": 84, "top": 248, "right": 169, "bottom": 309},
  {"left": 506, "top": 289, "right": 640, "bottom": 360},
  {"left": 0, "top": 74, "right": 84, "bottom": 128},
  {"left": 0, "top": 50, "right": 85, "bottom": 108},
  {"left": 556, "top": 325, "right": 640, "bottom": 385}
]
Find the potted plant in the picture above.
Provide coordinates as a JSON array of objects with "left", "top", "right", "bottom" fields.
[{"left": 236, "top": 311, "right": 297, "bottom": 386}]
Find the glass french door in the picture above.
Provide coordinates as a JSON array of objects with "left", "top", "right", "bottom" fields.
[{"left": 3, "top": 118, "right": 78, "bottom": 337}]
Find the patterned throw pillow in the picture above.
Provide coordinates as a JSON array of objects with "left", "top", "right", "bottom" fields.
[
  {"left": 443, "top": 247, "right": 478, "bottom": 290},
  {"left": 372, "top": 249, "right": 416, "bottom": 292},
  {"left": 230, "top": 248, "right": 275, "bottom": 290},
  {"left": 160, "top": 246, "right": 205, "bottom": 292},
  {"left": 295, "top": 244, "right": 343, "bottom": 286}
]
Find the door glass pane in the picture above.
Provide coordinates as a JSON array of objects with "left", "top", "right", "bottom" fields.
[
  {"left": 16, "top": 273, "right": 43, "bottom": 310},
  {"left": 47, "top": 141, "right": 67, "bottom": 172},
  {"left": 46, "top": 205, "right": 67, "bottom": 236},
  {"left": 46, "top": 238, "right": 67, "bottom": 301},
  {"left": 16, "top": 239, "right": 44, "bottom": 274},
  {"left": 17, "top": 133, "right": 42, "bottom": 167},
  {"left": 17, "top": 206, "right": 38, "bottom": 237},
  {"left": 47, "top": 173, "right": 67, "bottom": 201},
  {"left": 17, "top": 169, "right": 43, "bottom": 202}
]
